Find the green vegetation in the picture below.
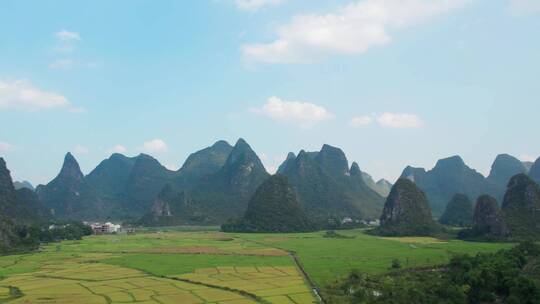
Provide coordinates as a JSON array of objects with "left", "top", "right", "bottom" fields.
[
  {"left": 222, "top": 175, "right": 316, "bottom": 233},
  {"left": 280, "top": 146, "right": 384, "bottom": 220},
  {"left": 0, "top": 228, "right": 512, "bottom": 303},
  {"left": 106, "top": 254, "right": 293, "bottom": 277},
  {"left": 374, "top": 178, "right": 441, "bottom": 236},
  {"left": 460, "top": 195, "right": 508, "bottom": 240},
  {"left": 501, "top": 174, "right": 540, "bottom": 240},
  {"left": 234, "top": 230, "right": 511, "bottom": 287},
  {"left": 439, "top": 194, "right": 474, "bottom": 227},
  {"left": 141, "top": 139, "right": 270, "bottom": 226},
  {"left": 487, "top": 154, "right": 528, "bottom": 200},
  {"left": 324, "top": 242, "right": 540, "bottom": 304},
  {"left": 38, "top": 152, "right": 176, "bottom": 220}
]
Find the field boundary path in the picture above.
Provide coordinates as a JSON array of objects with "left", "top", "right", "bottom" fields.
[
  {"left": 234, "top": 235, "right": 326, "bottom": 304},
  {"left": 170, "top": 277, "right": 270, "bottom": 304}
]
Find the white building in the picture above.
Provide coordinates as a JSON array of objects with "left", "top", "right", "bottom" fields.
[{"left": 91, "top": 222, "right": 121, "bottom": 234}]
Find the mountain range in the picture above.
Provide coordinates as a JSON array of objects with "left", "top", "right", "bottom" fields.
[
  {"left": 3, "top": 138, "right": 539, "bottom": 226},
  {"left": 401, "top": 154, "right": 535, "bottom": 216},
  {"left": 36, "top": 152, "right": 176, "bottom": 220},
  {"left": 0, "top": 158, "right": 51, "bottom": 251}
]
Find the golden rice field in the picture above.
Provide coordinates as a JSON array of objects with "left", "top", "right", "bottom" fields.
[{"left": 173, "top": 266, "right": 317, "bottom": 304}]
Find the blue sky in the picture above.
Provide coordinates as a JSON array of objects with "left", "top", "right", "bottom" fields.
[{"left": 1, "top": 0, "right": 539, "bottom": 185}]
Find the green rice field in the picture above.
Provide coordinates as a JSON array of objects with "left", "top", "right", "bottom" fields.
[{"left": 0, "top": 229, "right": 512, "bottom": 303}]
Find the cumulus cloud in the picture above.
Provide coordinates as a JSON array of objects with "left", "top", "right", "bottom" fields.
[
  {"left": 0, "top": 79, "right": 71, "bottom": 111},
  {"left": 143, "top": 139, "right": 168, "bottom": 153},
  {"left": 0, "top": 142, "right": 13, "bottom": 152},
  {"left": 243, "top": 0, "right": 470, "bottom": 63},
  {"left": 252, "top": 96, "right": 333, "bottom": 128},
  {"left": 108, "top": 145, "right": 128, "bottom": 154},
  {"left": 376, "top": 112, "right": 423, "bottom": 128},
  {"left": 236, "top": 0, "right": 283, "bottom": 11},
  {"left": 55, "top": 30, "right": 81, "bottom": 41},
  {"left": 349, "top": 115, "right": 374, "bottom": 127},
  {"left": 350, "top": 112, "right": 423, "bottom": 128}
]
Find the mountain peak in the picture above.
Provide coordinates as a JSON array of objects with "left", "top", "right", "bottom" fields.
[
  {"left": 59, "top": 152, "right": 84, "bottom": 181},
  {"left": 501, "top": 173, "right": 540, "bottom": 238},
  {"left": 350, "top": 162, "right": 361, "bottom": 176},
  {"left": 376, "top": 179, "right": 392, "bottom": 187},
  {"left": 488, "top": 154, "right": 526, "bottom": 183},
  {"left": 212, "top": 140, "right": 232, "bottom": 149},
  {"left": 234, "top": 138, "right": 249, "bottom": 148},
  {"left": 434, "top": 155, "right": 466, "bottom": 170},
  {"left": 315, "top": 144, "right": 349, "bottom": 177},
  {"left": 378, "top": 178, "right": 438, "bottom": 235},
  {"left": 0, "top": 157, "right": 15, "bottom": 192},
  {"left": 529, "top": 157, "right": 540, "bottom": 184},
  {"left": 277, "top": 152, "right": 296, "bottom": 174},
  {"left": 401, "top": 166, "right": 426, "bottom": 181},
  {"left": 178, "top": 140, "right": 234, "bottom": 181}
]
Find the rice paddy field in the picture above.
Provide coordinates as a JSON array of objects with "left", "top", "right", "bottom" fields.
[{"left": 0, "top": 229, "right": 512, "bottom": 303}]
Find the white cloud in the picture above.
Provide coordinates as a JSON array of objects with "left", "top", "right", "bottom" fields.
[
  {"left": 49, "top": 59, "right": 74, "bottom": 70},
  {"left": 376, "top": 112, "right": 423, "bottom": 128},
  {"left": 243, "top": 0, "right": 470, "bottom": 63},
  {"left": 55, "top": 30, "right": 81, "bottom": 41},
  {"left": 0, "top": 142, "right": 13, "bottom": 152},
  {"left": 252, "top": 96, "right": 333, "bottom": 128},
  {"left": 108, "top": 145, "right": 128, "bottom": 154},
  {"left": 73, "top": 145, "right": 88, "bottom": 155},
  {"left": 143, "top": 139, "right": 168, "bottom": 153},
  {"left": 509, "top": 0, "right": 540, "bottom": 15},
  {"left": 0, "top": 79, "right": 70, "bottom": 111},
  {"left": 236, "top": 0, "right": 283, "bottom": 11},
  {"left": 349, "top": 115, "right": 373, "bottom": 127}
]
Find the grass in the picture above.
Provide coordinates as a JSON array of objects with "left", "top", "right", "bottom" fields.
[
  {"left": 105, "top": 253, "right": 294, "bottom": 277},
  {"left": 233, "top": 229, "right": 513, "bottom": 286},
  {"left": 0, "top": 228, "right": 513, "bottom": 303}
]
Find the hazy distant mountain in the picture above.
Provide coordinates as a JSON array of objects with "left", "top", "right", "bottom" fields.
[
  {"left": 38, "top": 152, "right": 176, "bottom": 220},
  {"left": 222, "top": 175, "right": 315, "bottom": 233},
  {"left": 144, "top": 139, "right": 269, "bottom": 225},
  {"left": 355, "top": 166, "right": 392, "bottom": 197},
  {"left": 176, "top": 140, "right": 233, "bottom": 187},
  {"left": 487, "top": 154, "right": 527, "bottom": 199},
  {"left": 502, "top": 174, "right": 540, "bottom": 239},
  {"left": 36, "top": 153, "right": 92, "bottom": 219},
  {"left": 376, "top": 178, "right": 440, "bottom": 236},
  {"left": 439, "top": 194, "right": 473, "bottom": 227},
  {"left": 401, "top": 155, "right": 496, "bottom": 216},
  {"left": 529, "top": 157, "right": 540, "bottom": 184},
  {"left": 13, "top": 180, "right": 34, "bottom": 191},
  {"left": 277, "top": 152, "right": 296, "bottom": 174},
  {"left": 280, "top": 145, "right": 384, "bottom": 220},
  {"left": 0, "top": 158, "right": 49, "bottom": 226},
  {"left": 375, "top": 179, "right": 393, "bottom": 197},
  {"left": 523, "top": 161, "right": 534, "bottom": 173},
  {"left": 0, "top": 158, "right": 50, "bottom": 252}
]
